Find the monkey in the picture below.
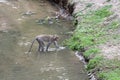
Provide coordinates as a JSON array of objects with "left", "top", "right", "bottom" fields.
[{"left": 28, "top": 34, "right": 59, "bottom": 52}]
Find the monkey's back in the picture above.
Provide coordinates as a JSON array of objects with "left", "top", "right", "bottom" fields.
[{"left": 36, "top": 35, "right": 53, "bottom": 42}]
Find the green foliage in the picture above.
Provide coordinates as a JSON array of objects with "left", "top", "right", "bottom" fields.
[
  {"left": 65, "top": 3, "right": 120, "bottom": 80},
  {"left": 98, "top": 59, "right": 120, "bottom": 69},
  {"left": 87, "top": 56, "right": 102, "bottom": 70},
  {"left": 95, "top": 58, "right": 120, "bottom": 80},
  {"left": 65, "top": 6, "right": 113, "bottom": 51},
  {"left": 86, "top": 3, "right": 93, "bottom": 8},
  {"left": 84, "top": 48, "right": 99, "bottom": 58},
  {"left": 64, "top": 34, "right": 84, "bottom": 51},
  {"left": 94, "top": 5, "right": 112, "bottom": 18},
  {"left": 106, "top": 0, "right": 111, "bottom": 2},
  {"left": 64, "top": 31, "right": 96, "bottom": 51},
  {"left": 108, "top": 21, "right": 120, "bottom": 29},
  {"left": 98, "top": 69, "right": 120, "bottom": 80}
]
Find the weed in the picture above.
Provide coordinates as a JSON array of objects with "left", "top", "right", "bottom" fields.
[
  {"left": 98, "top": 69, "right": 120, "bottom": 80},
  {"left": 86, "top": 3, "right": 93, "bottom": 8},
  {"left": 87, "top": 56, "right": 102, "bottom": 70},
  {"left": 65, "top": 5, "right": 113, "bottom": 52},
  {"left": 106, "top": 0, "right": 111, "bottom": 2},
  {"left": 94, "top": 5, "right": 112, "bottom": 18},
  {"left": 108, "top": 21, "right": 120, "bottom": 29},
  {"left": 84, "top": 48, "right": 99, "bottom": 58}
]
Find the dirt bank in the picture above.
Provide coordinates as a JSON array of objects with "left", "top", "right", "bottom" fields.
[
  {"left": 68, "top": 0, "right": 120, "bottom": 80},
  {"left": 71, "top": 0, "right": 120, "bottom": 62},
  {"left": 47, "top": 0, "right": 75, "bottom": 20}
]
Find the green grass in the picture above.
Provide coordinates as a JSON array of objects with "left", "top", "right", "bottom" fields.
[
  {"left": 106, "top": 0, "right": 111, "bottom": 2},
  {"left": 86, "top": 3, "right": 93, "bottom": 8},
  {"left": 99, "top": 69, "right": 120, "bottom": 80},
  {"left": 64, "top": 5, "right": 120, "bottom": 80},
  {"left": 86, "top": 56, "right": 102, "bottom": 70},
  {"left": 94, "top": 5, "right": 112, "bottom": 18},
  {"left": 65, "top": 5, "right": 113, "bottom": 51},
  {"left": 98, "top": 60, "right": 120, "bottom": 80},
  {"left": 84, "top": 48, "right": 99, "bottom": 58},
  {"left": 107, "top": 20, "right": 120, "bottom": 29}
]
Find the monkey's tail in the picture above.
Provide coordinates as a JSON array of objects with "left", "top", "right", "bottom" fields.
[{"left": 28, "top": 38, "right": 36, "bottom": 52}]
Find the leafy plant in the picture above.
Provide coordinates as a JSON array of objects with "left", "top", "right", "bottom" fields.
[
  {"left": 65, "top": 3, "right": 120, "bottom": 80},
  {"left": 94, "top": 5, "right": 112, "bottom": 18},
  {"left": 108, "top": 21, "right": 120, "bottom": 29},
  {"left": 87, "top": 56, "right": 102, "bottom": 70},
  {"left": 86, "top": 3, "right": 93, "bottom": 8},
  {"left": 84, "top": 48, "right": 99, "bottom": 58},
  {"left": 64, "top": 34, "right": 84, "bottom": 51},
  {"left": 65, "top": 5, "right": 113, "bottom": 52},
  {"left": 99, "top": 69, "right": 120, "bottom": 80},
  {"left": 106, "top": 0, "right": 111, "bottom": 2}
]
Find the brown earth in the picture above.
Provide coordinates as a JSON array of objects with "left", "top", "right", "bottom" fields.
[{"left": 72, "top": 0, "right": 120, "bottom": 60}]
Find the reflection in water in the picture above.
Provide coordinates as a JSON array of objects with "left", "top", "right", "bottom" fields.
[
  {"left": 49, "top": 47, "right": 66, "bottom": 51},
  {"left": 0, "top": 0, "right": 88, "bottom": 80},
  {"left": 0, "top": 0, "right": 7, "bottom": 3}
]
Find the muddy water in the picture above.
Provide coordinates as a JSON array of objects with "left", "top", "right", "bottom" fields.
[{"left": 0, "top": 0, "right": 88, "bottom": 80}]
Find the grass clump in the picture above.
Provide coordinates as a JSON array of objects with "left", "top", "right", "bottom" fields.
[
  {"left": 64, "top": 34, "right": 85, "bottom": 51},
  {"left": 84, "top": 48, "right": 99, "bottom": 58},
  {"left": 97, "top": 59, "right": 120, "bottom": 80},
  {"left": 106, "top": 0, "right": 111, "bottom": 2},
  {"left": 86, "top": 56, "right": 102, "bottom": 70},
  {"left": 98, "top": 69, "right": 120, "bottom": 80},
  {"left": 65, "top": 5, "right": 113, "bottom": 51},
  {"left": 64, "top": 5, "right": 120, "bottom": 79},
  {"left": 94, "top": 5, "right": 112, "bottom": 18},
  {"left": 108, "top": 20, "right": 120, "bottom": 29}
]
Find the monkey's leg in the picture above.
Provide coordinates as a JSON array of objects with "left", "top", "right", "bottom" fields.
[
  {"left": 46, "top": 42, "right": 51, "bottom": 51},
  {"left": 37, "top": 39, "right": 45, "bottom": 52},
  {"left": 40, "top": 41, "right": 45, "bottom": 52},
  {"left": 41, "top": 45, "right": 44, "bottom": 52}
]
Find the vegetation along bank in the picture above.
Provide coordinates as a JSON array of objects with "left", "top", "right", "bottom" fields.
[{"left": 50, "top": 0, "right": 120, "bottom": 80}]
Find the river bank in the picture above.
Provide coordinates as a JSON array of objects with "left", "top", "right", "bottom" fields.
[
  {"left": 50, "top": 0, "right": 120, "bottom": 80},
  {"left": 70, "top": 0, "right": 120, "bottom": 80}
]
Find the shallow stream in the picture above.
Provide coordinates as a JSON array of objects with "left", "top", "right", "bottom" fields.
[{"left": 0, "top": 0, "right": 88, "bottom": 80}]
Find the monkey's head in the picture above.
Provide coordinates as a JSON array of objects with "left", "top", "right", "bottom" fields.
[{"left": 53, "top": 35, "right": 59, "bottom": 41}]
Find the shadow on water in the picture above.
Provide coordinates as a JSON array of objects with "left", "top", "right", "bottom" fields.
[{"left": 0, "top": 0, "right": 89, "bottom": 80}]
